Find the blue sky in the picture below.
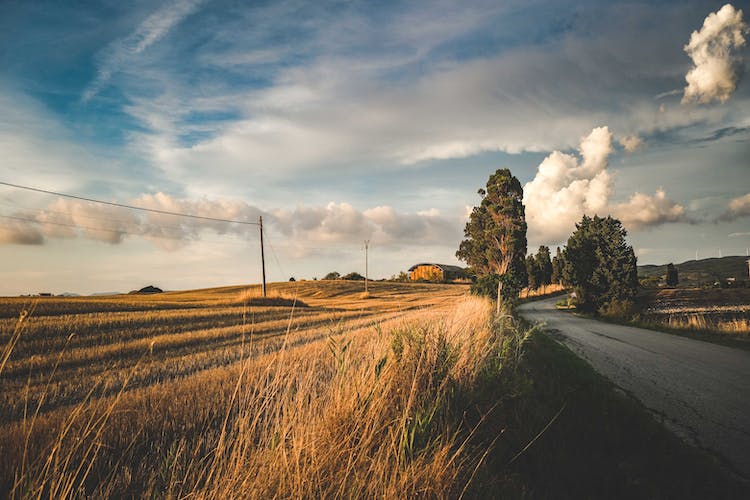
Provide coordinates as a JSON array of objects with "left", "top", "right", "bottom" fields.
[{"left": 1, "top": 0, "right": 749, "bottom": 294}]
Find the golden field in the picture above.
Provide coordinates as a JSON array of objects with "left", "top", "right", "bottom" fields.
[{"left": 0, "top": 280, "right": 520, "bottom": 498}]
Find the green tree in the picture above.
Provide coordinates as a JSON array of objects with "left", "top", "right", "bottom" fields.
[
  {"left": 535, "top": 245, "right": 553, "bottom": 286},
  {"left": 551, "top": 246, "right": 565, "bottom": 285},
  {"left": 562, "top": 215, "right": 638, "bottom": 313},
  {"left": 526, "top": 254, "right": 541, "bottom": 290},
  {"left": 323, "top": 272, "right": 340, "bottom": 280},
  {"left": 665, "top": 263, "right": 679, "bottom": 287},
  {"left": 456, "top": 168, "right": 527, "bottom": 311}
]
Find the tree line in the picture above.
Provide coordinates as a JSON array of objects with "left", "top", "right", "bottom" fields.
[{"left": 457, "top": 168, "right": 638, "bottom": 314}]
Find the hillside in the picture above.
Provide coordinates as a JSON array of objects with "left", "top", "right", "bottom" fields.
[{"left": 638, "top": 256, "right": 749, "bottom": 286}]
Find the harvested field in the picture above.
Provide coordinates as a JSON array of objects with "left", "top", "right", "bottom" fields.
[
  {"left": 638, "top": 288, "right": 750, "bottom": 335},
  {"left": 1, "top": 280, "right": 480, "bottom": 497}
]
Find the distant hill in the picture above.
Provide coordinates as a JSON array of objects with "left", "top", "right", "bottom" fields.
[
  {"left": 638, "top": 256, "right": 749, "bottom": 286},
  {"left": 128, "top": 285, "right": 164, "bottom": 295}
]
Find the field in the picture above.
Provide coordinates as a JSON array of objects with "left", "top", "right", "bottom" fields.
[
  {"left": 637, "top": 287, "right": 750, "bottom": 336},
  {"left": 2, "top": 280, "right": 507, "bottom": 497},
  {"left": 3, "top": 280, "right": 746, "bottom": 498}
]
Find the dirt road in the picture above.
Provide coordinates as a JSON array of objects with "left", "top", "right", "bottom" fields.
[{"left": 519, "top": 296, "right": 750, "bottom": 478}]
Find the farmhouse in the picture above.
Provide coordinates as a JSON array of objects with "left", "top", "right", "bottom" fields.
[{"left": 408, "top": 263, "right": 469, "bottom": 283}]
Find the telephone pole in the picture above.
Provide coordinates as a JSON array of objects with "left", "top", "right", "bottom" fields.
[
  {"left": 364, "top": 240, "right": 370, "bottom": 293},
  {"left": 259, "top": 216, "right": 267, "bottom": 297}
]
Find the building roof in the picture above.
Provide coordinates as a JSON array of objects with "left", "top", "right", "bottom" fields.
[{"left": 408, "top": 263, "right": 467, "bottom": 274}]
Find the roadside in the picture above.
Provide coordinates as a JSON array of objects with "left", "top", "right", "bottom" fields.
[
  {"left": 467, "top": 329, "right": 749, "bottom": 498},
  {"left": 517, "top": 296, "right": 750, "bottom": 484},
  {"left": 527, "top": 286, "right": 750, "bottom": 352}
]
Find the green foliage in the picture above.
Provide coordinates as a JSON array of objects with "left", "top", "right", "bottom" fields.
[
  {"left": 457, "top": 168, "right": 527, "bottom": 306},
  {"left": 471, "top": 274, "right": 500, "bottom": 300},
  {"left": 323, "top": 271, "right": 340, "bottom": 280},
  {"left": 390, "top": 271, "right": 411, "bottom": 282},
  {"left": 562, "top": 215, "right": 638, "bottom": 313},
  {"left": 526, "top": 246, "right": 553, "bottom": 290},
  {"left": 535, "top": 245, "right": 553, "bottom": 286},
  {"left": 666, "top": 263, "right": 679, "bottom": 287},
  {"left": 639, "top": 275, "right": 661, "bottom": 289},
  {"left": 526, "top": 255, "right": 540, "bottom": 290},
  {"left": 551, "top": 246, "right": 566, "bottom": 285}
]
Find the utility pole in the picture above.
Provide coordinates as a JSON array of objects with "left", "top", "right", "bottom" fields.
[
  {"left": 259, "top": 216, "right": 267, "bottom": 297},
  {"left": 364, "top": 239, "right": 370, "bottom": 293}
]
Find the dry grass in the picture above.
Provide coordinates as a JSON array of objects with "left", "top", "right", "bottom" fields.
[
  {"left": 0, "top": 281, "right": 519, "bottom": 497},
  {"left": 520, "top": 283, "right": 566, "bottom": 299},
  {"left": 661, "top": 314, "right": 750, "bottom": 334},
  {"left": 638, "top": 288, "right": 750, "bottom": 336}
]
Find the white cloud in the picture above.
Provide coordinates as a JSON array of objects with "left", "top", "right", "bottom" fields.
[
  {"left": 83, "top": 0, "right": 204, "bottom": 101},
  {"left": 0, "top": 194, "right": 462, "bottom": 252},
  {"left": 618, "top": 135, "right": 644, "bottom": 152},
  {"left": 612, "top": 189, "right": 686, "bottom": 230},
  {"left": 682, "top": 4, "right": 748, "bottom": 104},
  {"left": 523, "top": 127, "right": 614, "bottom": 244},
  {"left": 719, "top": 193, "right": 750, "bottom": 221},
  {"left": 0, "top": 219, "right": 44, "bottom": 245},
  {"left": 523, "top": 127, "right": 686, "bottom": 245},
  {"left": 0, "top": 193, "right": 263, "bottom": 249}
]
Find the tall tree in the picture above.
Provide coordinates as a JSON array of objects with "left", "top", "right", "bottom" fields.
[
  {"left": 665, "top": 263, "right": 679, "bottom": 287},
  {"left": 526, "top": 254, "right": 540, "bottom": 290},
  {"left": 457, "top": 168, "right": 527, "bottom": 312},
  {"left": 535, "top": 245, "right": 553, "bottom": 286},
  {"left": 551, "top": 246, "right": 565, "bottom": 285},
  {"left": 562, "top": 215, "right": 638, "bottom": 313}
]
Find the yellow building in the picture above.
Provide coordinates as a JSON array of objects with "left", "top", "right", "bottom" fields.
[{"left": 408, "top": 263, "right": 469, "bottom": 283}]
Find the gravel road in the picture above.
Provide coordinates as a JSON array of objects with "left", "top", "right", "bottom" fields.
[{"left": 518, "top": 296, "right": 750, "bottom": 478}]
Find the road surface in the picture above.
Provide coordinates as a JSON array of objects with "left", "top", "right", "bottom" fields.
[{"left": 519, "top": 296, "right": 750, "bottom": 478}]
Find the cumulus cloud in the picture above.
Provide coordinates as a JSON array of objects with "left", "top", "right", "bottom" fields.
[
  {"left": 523, "top": 127, "right": 614, "bottom": 244},
  {"left": 0, "top": 193, "right": 263, "bottom": 250},
  {"left": 271, "top": 203, "right": 461, "bottom": 248},
  {"left": 612, "top": 189, "right": 686, "bottom": 229},
  {"left": 618, "top": 135, "right": 644, "bottom": 152},
  {"left": 682, "top": 4, "right": 748, "bottom": 104},
  {"left": 523, "top": 127, "right": 686, "bottom": 244},
  {"left": 719, "top": 192, "right": 750, "bottom": 221},
  {"left": 0, "top": 194, "right": 462, "bottom": 252},
  {"left": 0, "top": 219, "right": 44, "bottom": 245}
]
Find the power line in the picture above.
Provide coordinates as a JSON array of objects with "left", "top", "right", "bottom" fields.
[{"left": 0, "top": 180, "right": 260, "bottom": 226}]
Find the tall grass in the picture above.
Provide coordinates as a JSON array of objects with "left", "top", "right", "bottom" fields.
[
  {"left": 190, "top": 296, "right": 497, "bottom": 498},
  {"left": 661, "top": 314, "right": 750, "bottom": 335},
  {"left": 1, "top": 283, "right": 521, "bottom": 497}
]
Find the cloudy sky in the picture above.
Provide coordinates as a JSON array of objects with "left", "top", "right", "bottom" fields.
[{"left": 1, "top": 0, "right": 749, "bottom": 295}]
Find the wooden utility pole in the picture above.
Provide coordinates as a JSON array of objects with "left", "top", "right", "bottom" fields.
[
  {"left": 259, "top": 216, "right": 267, "bottom": 297},
  {"left": 364, "top": 240, "right": 370, "bottom": 293}
]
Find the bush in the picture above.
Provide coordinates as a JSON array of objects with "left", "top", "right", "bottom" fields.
[{"left": 598, "top": 299, "right": 636, "bottom": 320}]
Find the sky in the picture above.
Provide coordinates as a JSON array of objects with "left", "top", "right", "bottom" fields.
[{"left": 1, "top": 0, "right": 749, "bottom": 295}]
